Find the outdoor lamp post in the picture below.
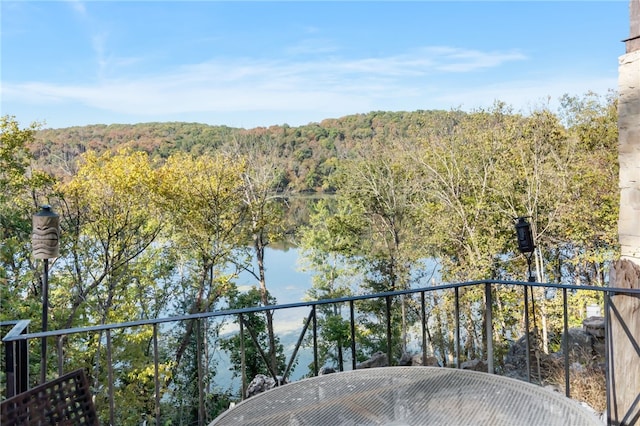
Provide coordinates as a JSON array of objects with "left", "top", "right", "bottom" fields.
[
  {"left": 514, "top": 216, "right": 535, "bottom": 281},
  {"left": 514, "top": 216, "right": 536, "bottom": 382},
  {"left": 32, "top": 205, "right": 60, "bottom": 384}
]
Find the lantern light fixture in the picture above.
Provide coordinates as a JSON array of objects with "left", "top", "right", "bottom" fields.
[
  {"left": 514, "top": 216, "right": 535, "bottom": 254},
  {"left": 32, "top": 204, "right": 60, "bottom": 384}
]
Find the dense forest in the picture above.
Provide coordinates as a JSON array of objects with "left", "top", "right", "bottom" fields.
[
  {"left": 1, "top": 91, "right": 618, "bottom": 423},
  {"left": 33, "top": 109, "right": 461, "bottom": 193}
]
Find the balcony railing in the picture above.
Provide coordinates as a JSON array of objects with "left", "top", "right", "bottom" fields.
[{"left": 2, "top": 279, "right": 639, "bottom": 425}]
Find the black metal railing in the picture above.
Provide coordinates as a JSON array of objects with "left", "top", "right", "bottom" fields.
[
  {"left": 1, "top": 320, "right": 30, "bottom": 397},
  {"left": 3, "top": 279, "right": 639, "bottom": 426}
]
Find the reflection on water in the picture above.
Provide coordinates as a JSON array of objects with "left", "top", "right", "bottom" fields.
[
  {"left": 214, "top": 247, "right": 314, "bottom": 392},
  {"left": 235, "top": 247, "right": 311, "bottom": 305},
  {"left": 215, "top": 246, "right": 441, "bottom": 394}
]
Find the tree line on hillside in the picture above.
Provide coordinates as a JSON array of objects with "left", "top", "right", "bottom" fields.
[
  {"left": 33, "top": 109, "right": 462, "bottom": 193},
  {"left": 0, "top": 91, "right": 618, "bottom": 423}
]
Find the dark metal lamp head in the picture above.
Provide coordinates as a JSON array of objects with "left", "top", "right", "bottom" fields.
[{"left": 514, "top": 217, "right": 535, "bottom": 253}]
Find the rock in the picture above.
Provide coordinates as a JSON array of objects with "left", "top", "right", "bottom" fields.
[
  {"left": 398, "top": 352, "right": 440, "bottom": 367},
  {"left": 356, "top": 351, "right": 388, "bottom": 369},
  {"left": 399, "top": 352, "right": 413, "bottom": 366},
  {"left": 411, "top": 354, "right": 440, "bottom": 367},
  {"left": 460, "top": 359, "right": 487, "bottom": 372},
  {"left": 503, "top": 367, "right": 528, "bottom": 382},
  {"left": 504, "top": 335, "right": 533, "bottom": 372},
  {"left": 246, "top": 374, "right": 286, "bottom": 398},
  {"left": 583, "top": 317, "right": 605, "bottom": 338},
  {"left": 561, "top": 327, "right": 606, "bottom": 363},
  {"left": 562, "top": 328, "right": 593, "bottom": 361},
  {"left": 564, "top": 328, "right": 592, "bottom": 352},
  {"left": 592, "top": 340, "right": 606, "bottom": 361},
  {"left": 319, "top": 366, "right": 336, "bottom": 375}
]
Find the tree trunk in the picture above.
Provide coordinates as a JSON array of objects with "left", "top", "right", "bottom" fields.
[{"left": 255, "top": 232, "right": 278, "bottom": 377}]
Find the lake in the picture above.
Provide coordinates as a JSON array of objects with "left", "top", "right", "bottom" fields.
[
  {"left": 214, "top": 246, "right": 316, "bottom": 393},
  {"left": 234, "top": 246, "right": 312, "bottom": 305},
  {"left": 214, "top": 246, "right": 441, "bottom": 395}
]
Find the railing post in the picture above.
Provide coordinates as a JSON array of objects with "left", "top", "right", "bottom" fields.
[
  {"left": 312, "top": 305, "right": 318, "bottom": 376},
  {"left": 484, "top": 283, "right": 493, "bottom": 374},
  {"left": 604, "top": 291, "right": 612, "bottom": 426},
  {"left": 455, "top": 287, "right": 460, "bottom": 369},
  {"left": 420, "top": 292, "right": 427, "bottom": 366},
  {"left": 40, "top": 258, "right": 49, "bottom": 385},
  {"left": 239, "top": 314, "right": 246, "bottom": 400},
  {"left": 2, "top": 320, "right": 30, "bottom": 398},
  {"left": 196, "top": 319, "right": 204, "bottom": 426},
  {"left": 4, "top": 338, "right": 17, "bottom": 397},
  {"left": 153, "top": 324, "right": 160, "bottom": 426},
  {"left": 106, "top": 329, "right": 115, "bottom": 426},
  {"left": 524, "top": 286, "right": 531, "bottom": 382},
  {"left": 562, "top": 287, "right": 570, "bottom": 397},
  {"left": 385, "top": 295, "right": 393, "bottom": 366},
  {"left": 349, "top": 300, "right": 356, "bottom": 370}
]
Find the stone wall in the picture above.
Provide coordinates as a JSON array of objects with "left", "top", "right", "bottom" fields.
[
  {"left": 627, "top": 0, "right": 640, "bottom": 53},
  {"left": 618, "top": 49, "right": 640, "bottom": 262},
  {"left": 612, "top": 6, "right": 640, "bottom": 421}
]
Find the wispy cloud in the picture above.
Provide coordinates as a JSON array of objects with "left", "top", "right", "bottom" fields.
[
  {"left": 432, "top": 75, "right": 618, "bottom": 113},
  {"left": 2, "top": 44, "right": 528, "bottom": 113},
  {"left": 284, "top": 38, "right": 340, "bottom": 56},
  {"left": 427, "top": 47, "right": 528, "bottom": 72},
  {"left": 62, "top": 1, "right": 133, "bottom": 79},
  {"left": 1, "top": 41, "right": 614, "bottom": 129},
  {"left": 65, "top": 0, "right": 86, "bottom": 17}
]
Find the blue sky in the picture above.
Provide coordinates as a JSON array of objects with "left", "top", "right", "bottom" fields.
[{"left": 1, "top": 1, "right": 629, "bottom": 130}]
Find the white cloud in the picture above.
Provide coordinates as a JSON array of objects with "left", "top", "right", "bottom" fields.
[
  {"left": 432, "top": 76, "right": 618, "bottom": 114},
  {"left": 0, "top": 44, "right": 613, "bottom": 127},
  {"left": 284, "top": 38, "right": 340, "bottom": 56},
  {"left": 65, "top": 0, "right": 87, "bottom": 17},
  {"left": 435, "top": 49, "right": 528, "bottom": 72}
]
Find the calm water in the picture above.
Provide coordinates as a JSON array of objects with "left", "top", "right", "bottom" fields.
[
  {"left": 214, "top": 247, "right": 315, "bottom": 392},
  {"left": 234, "top": 246, "right": 441, "bottom": 302},
  {"left": 214, "top": 246, "right": 440, "bottom": 394},
  {"left": 235, "top": 247, "right": 312, "bottom": 305}
]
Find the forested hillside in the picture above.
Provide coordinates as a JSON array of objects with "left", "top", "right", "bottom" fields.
[{"left": 33, "top": 110, "right": 442, "bottom": 192}]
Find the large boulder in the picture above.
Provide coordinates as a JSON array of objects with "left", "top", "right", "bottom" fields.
[
  {"left": 583, "top": 317, "right": 606, "bottom": 362},
  {"left": 460, "top": 359, "right": 487, "bottom": 372},
  {"left": 356, "top": 351, "right": 388, "bottom": 369},
  {"left": 318, "top": 366, "right": 336, "bottom": 375},
  {"left": 505, "top": 334, "right": 534, "bottom": 372},
  {"left": 409, "top": 353, "right": 440, "bottom": 367},
  {"left": 503, "top": 333, "right": 548, "bottom": 381},
  {"left": 556, "top": 320, "right": 606, "bottom": 364},
  {"left": 398, "top": 352, "right": 440, "bottom": 367},
  {"left": 246, "top": 374, "right": 286, "bottom": 398}
]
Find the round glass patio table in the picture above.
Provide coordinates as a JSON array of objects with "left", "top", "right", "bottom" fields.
[{"left": 210, "top": 366, "right": 601, "bottom": 426}]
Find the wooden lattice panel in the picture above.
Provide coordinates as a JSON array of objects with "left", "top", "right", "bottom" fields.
[{"left": 1, "top": 369, "right": 98, "bottom": 425}]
